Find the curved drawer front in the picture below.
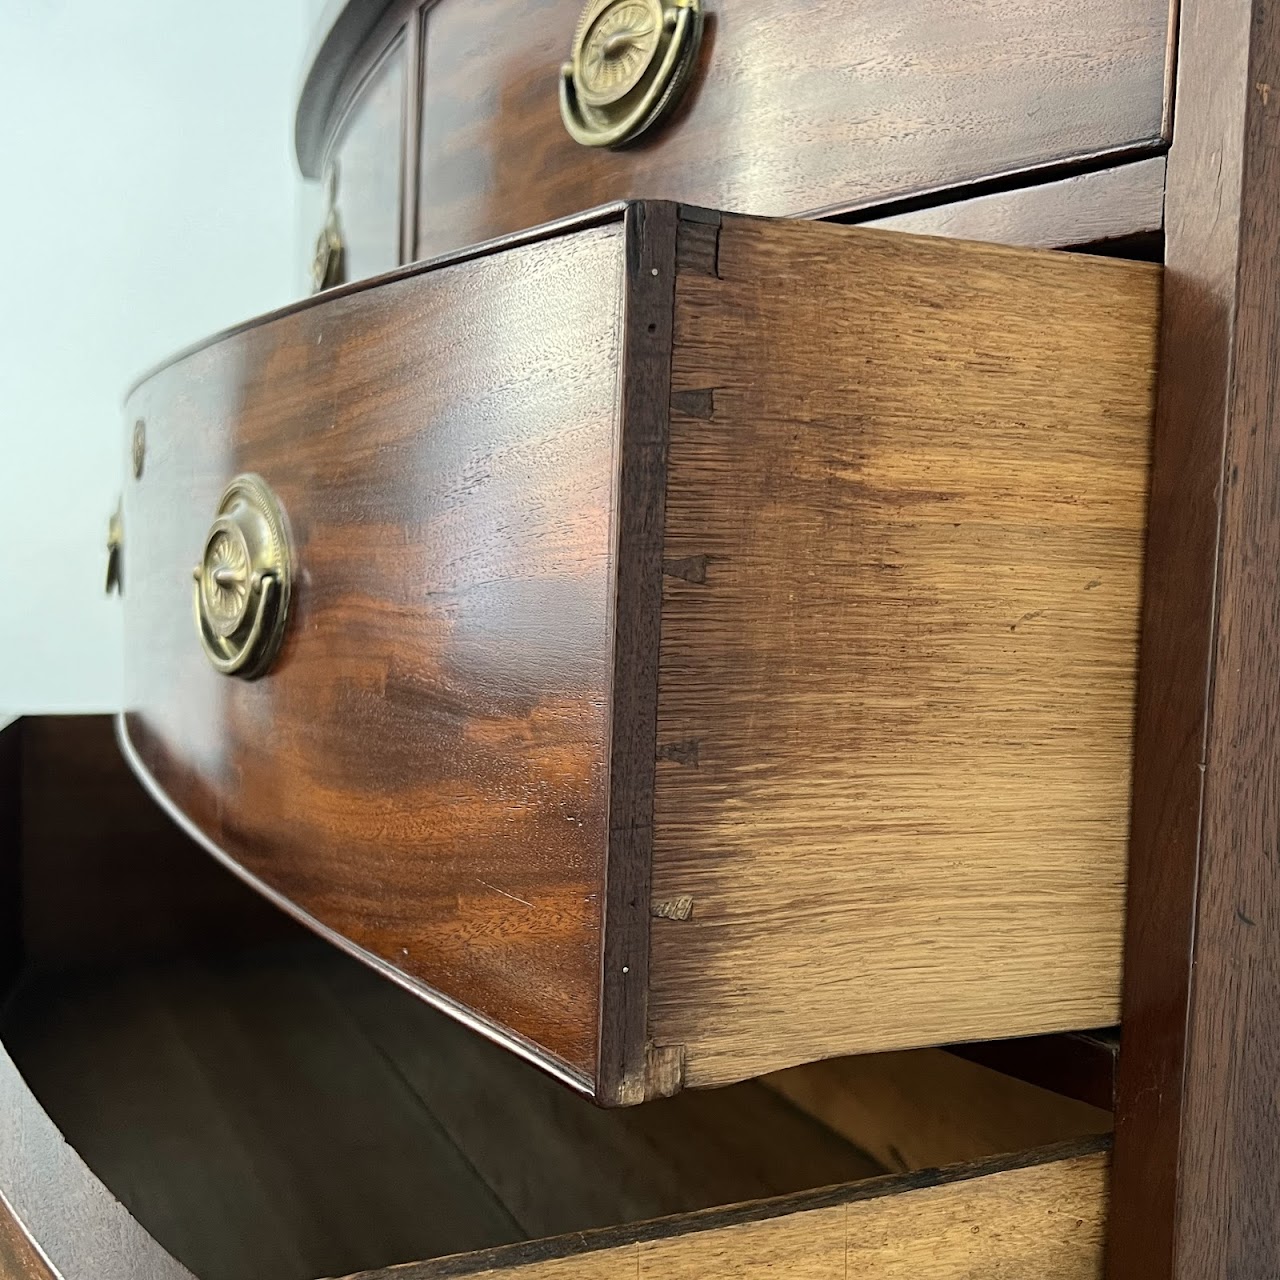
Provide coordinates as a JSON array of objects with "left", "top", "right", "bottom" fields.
[
  {"left": 123, "top": 204, "right": 1160, "bottom": 1103},
  {"left": 123, "top": 214, "right": 634, "bottom": 1091},
  {"left": 412, "top": 0, "right": 1172, "bottom": 258},
  {"left": 324, "top": 31, "right": 407, "bottom": 283}
]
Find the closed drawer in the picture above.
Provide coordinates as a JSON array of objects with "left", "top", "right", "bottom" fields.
[
  {"left": 411, "top": 0, "right": 1173, "bottom": 258},
  {"left": 316, "top": 29, "right": 407, "bottom": 286},
  {"left": 120, "top": 203, "right": 1159, "bottom": 1103}
]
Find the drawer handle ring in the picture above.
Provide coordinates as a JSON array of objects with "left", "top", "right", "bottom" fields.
[
  {"left": 191, "top": 473, "right": 293, "bottom": 679},
  {"left": 560, "top": 0, "right": 704, "bottom": 149}
]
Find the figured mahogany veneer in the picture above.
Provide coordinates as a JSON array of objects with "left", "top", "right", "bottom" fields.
[
  {"left": 120, "top": 204, "right": 1159, "bottom": 1102},
  {"left": 412, "top": 0, "right": 1173, "bottom": 259}
]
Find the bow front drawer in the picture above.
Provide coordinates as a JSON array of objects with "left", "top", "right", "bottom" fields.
[{"left": 120, "top": 203, "right": 1159, "bottom": 1103}]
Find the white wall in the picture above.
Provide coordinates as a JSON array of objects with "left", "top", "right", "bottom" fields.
[{"left": 0, "top": 0, "right": 311, "bottom": 717}]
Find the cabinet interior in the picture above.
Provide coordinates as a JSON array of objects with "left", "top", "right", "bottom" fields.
[{"left": 0, "top": 718, "right": 1112, "bottom": 1280}]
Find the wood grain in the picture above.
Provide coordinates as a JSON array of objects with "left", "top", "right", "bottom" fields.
[
  {"left": 0, "top": 1043, "right": 195, "bottom": 1280},
  {"left": 859, "top": 158, "right": 1166, "bottom": 252},
  {"left": 414, "top": 0, "right": 1170, "bottom": 259},
  {"left": 326, "top": 33, "right": 406, "bottom": 283},
  {"left": 337, "top": 1143, "right": 1109, "bottom": 1279},
  {"left": 599, "top": 202, "right": 678, "bottom": 1102},
  {"left": 650, "top": 213, "right": 1160, "bottom": 1086},
  {"left": 764, "top": 1049, "right": 1111, "bottom": 1174},
  {"left": 0, "top": 1195, "right": 58, "bottom": 1280},
  {"left": 123, "top": 217, "right": 631, "bottom": 1088},
  {"left": 1108, "top": 0, "right": 1280, "bottom": 1276}
]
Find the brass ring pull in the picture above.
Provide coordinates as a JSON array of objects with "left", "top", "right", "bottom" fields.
[
  {"left": 191, "top": 474, "right": 293, "bottom": 679},
  {"left": 560, "top": 0, "right": 704, "bottom": 149}
]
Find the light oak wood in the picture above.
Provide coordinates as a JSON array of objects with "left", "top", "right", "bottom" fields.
[
  {"left": 764, "top": 1049, "right": 1112, "bottom": 1173},
  {"left": 339, "top": 1146, "right": 1107, "bottom": 1278},
  {"left": 650, "top": 214, "right": 1160, "bottom": 1086}
]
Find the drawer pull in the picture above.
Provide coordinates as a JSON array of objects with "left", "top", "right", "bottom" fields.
[
  {"left": 191, "top": 474, "right": 293, "bottom": 679},
  {"left": 560, "top": 0, "right": 703, "bottom": 149}
]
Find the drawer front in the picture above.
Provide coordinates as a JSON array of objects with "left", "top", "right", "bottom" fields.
[
  {"left": 122, "top": 218, "right": 634, "bottom": 1090},
  {"left": 414, "top": 0, "right": 1172, "bottom": 259},
  {"left": 123, "top": 204, "right": 1158, "bottom": 1104},
  {"left": 323, "top": 32, "right": 407, "bottom": 283}
]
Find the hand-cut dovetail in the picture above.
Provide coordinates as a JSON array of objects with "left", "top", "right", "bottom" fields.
[
  {"left": 671, "top": 388, "right": 715, "bottom": 419},
  {"left": 676, "top": 214, "right": 720, "bottom": 277},
  {"left": 645, "top": 1043, "right": 686, "bottom": 1098},
  {"left": 663, "top": 554, "right": 709, "bottom": 583},
  {"left": 657, "top": 739, "right": 700, "bottom": 766},
  {"left": 652, "top": 896, "right": 694, "bottom": 921}
]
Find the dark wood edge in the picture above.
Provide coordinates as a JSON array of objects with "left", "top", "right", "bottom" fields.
[
  {"left": 1107, "top": 0, "right": 1279, "bottom": 1275},
  {"left": 115, "top": 714, "right": 597, "bottom": 1099},
  {"left": 0, "top": 719, "right": 22, "bottom": 1006},
  {"left": 399, "top": 5, "right": 424, "bottom": 264},
  {"left": 125, "top": 201, "right": 632, "bottom": 398},
  {"left": 1161, "top": 0, "right": 1182, "bottom": 140},
  {"left": 297, "top": 0, "right": 409, "bottom": 178},
  {"left": 0, "top": 1041, "right": 196, "bottom": 1280},
  {"left": 336, "top": 1136, "right": 1111, "bottom": 1279},
  {"left": 946, "top": 1030, "right": 1118, "bottom": 1112},
  {"left": 595, "top": 203, "right": 680, "bottom": 1105},
  {"left": 322, "top": 25, "right": 408, "bottom": 181}
]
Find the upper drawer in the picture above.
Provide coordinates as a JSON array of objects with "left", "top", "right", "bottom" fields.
[
  {"left": 120, "top": 204, "right": 1159, "bottom": 1104},
  {"left": 319, "top": 30, "right": 407, "bottom": 285},
  {"left": 409, "top": 0, "right": 1173, "bottom": 257}
]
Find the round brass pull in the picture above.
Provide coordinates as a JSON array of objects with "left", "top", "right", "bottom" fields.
[
  {"left": 192, "top": 474, "right": 293, "bottom": 679},
  {"left": 560, "top": 0, "right": 704, "bottom": 149}
]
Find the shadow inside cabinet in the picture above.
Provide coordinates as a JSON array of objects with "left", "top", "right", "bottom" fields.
[{"left": 0, "top": 717, "right": 1113, "bottom": 1280}]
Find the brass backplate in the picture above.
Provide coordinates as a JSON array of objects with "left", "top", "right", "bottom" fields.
[
  {"left": 192, "top": 474, "right": 293, "bottom": 679},
  {"left": 560, "top": 0, "right": 704, "bottom": 148}
]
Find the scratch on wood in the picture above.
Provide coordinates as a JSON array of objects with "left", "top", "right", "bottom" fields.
[
  {"left": 657, "top": 739, "right": 700, "bottom": 767},
  {"left": 476, "top": 879, "right": 533, "bottom": 908},
  {"left": 652, "top": 895, "right": 695, "bottom": 920},
  {"left": 663, "top": 554, "right": 709, "bottom": 583}
]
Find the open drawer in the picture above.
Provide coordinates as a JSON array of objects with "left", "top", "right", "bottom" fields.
[
  {"left": 118, "top": 202, "right": 1160, "bottom": 1103},
  {"left": 0, "top": 946, "right": 1110, "bottom": 1280},
  {"left": 0, "top": 717, "right": 1114, "bottom": 1280}
]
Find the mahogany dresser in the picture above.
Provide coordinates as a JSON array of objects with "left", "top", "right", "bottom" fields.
[{"left": 6, "top": 0, "right": 1280, "bottom": 1276}]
